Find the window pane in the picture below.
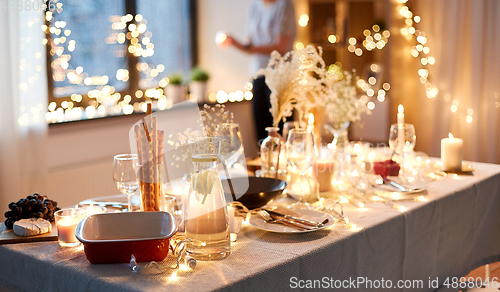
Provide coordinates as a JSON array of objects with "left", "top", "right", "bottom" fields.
[
  {"left": 50, "top": 0, "right": 126, "bottom": 97},
  {"left": 136, "top": 0, "right": 192, "bottom": 89}
]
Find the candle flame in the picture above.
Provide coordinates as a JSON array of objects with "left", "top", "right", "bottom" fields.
[
  {"left": 398, "top": 104, "right": 404, "bottom": 113},
  {"left": 308, "top": 113, "right": 314, "bottom": 125},
  {"left": 215, "top": 31, "right": 227, "bottom": 45},
  {"left": 449, "top": 133, "right": 454, "bottom": 139}
]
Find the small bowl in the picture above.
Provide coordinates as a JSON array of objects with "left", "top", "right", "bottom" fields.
[
  {"left": 75, "top": 212, "right": 177, "bottom": 264},
  {"left": 222, "top": 177, "right": 287, "bottom": 209}
]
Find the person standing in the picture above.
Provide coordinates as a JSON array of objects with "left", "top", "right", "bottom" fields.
[{"left": 222, "top": 0, "right": 297, "bottom": 142}]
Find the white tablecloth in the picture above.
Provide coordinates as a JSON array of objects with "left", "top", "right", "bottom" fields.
[{"left": 1, "top": 161, "right": 500, "bottom": 292}]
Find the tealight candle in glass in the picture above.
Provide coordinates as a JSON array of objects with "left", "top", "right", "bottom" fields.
[
  {"left": 55, "top": 208, "right": 87, "bottom": 247},
  {"left": 85, "top": 204, "right": 106, "bottom": 216}
]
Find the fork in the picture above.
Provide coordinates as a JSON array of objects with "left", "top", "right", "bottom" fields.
[{"left": 258, "top": 210, "right": 314, "bottom": 231}]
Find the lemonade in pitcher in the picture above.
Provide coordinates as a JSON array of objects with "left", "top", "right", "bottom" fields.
[{"left": 185, "top": 138, "right": 230, "bottom": 260}]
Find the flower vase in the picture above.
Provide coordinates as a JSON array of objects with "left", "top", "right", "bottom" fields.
[
  {"left": 325, "top": 121, "right": 350, "bottom": 150},
  {"left": 259, "top": 127, "right": 286, "bottom": 179},
  {"left": 323, "top": 122, "right": 352, "bottom": 196}
]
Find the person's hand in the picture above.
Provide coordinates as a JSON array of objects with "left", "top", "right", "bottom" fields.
[{"left": 220, "top": 35, "right": 234, "bottom": 47}]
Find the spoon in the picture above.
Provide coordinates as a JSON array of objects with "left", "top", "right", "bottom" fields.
[{"left": 374, "top": 175, "right": 423, "bottom": 193}]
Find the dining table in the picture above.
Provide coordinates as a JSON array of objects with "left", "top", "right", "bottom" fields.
[{"left": 1, "top": 160, "right": 500, "bottom": 292}]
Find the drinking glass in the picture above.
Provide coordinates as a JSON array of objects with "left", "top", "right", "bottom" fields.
[
  {"left": 388, "top": 124, "right": 416, "bottom": 155},
  {"left": 113, "top": 154, "right": 139, "bottom": 212},
  {"left": 220, "top": 122, "right": 244, "bottom": 168},
  {"left": 286, "top": 128, "right": 318, "bottom": 209},
  {"left": 388, "top": 124, "right": 416, "bottom": 176}
]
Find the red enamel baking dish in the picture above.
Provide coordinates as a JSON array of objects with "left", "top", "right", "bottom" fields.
[{"left": 75, "top": 211, "right": 177, "bottom": 264}]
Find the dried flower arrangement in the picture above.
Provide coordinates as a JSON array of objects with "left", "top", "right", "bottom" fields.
[
  {"left": 167, "top": 104, "right": 235, "bottom": 165},
  {"left": 323, "top": 65, "right": 371, "bottom": 129},
  {"left": 255, "top": 45, "right": 329, "bottom": 126}
]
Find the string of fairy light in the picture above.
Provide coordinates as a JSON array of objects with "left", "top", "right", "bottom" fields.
[
  {"left": 295, "top": 13, "right": 392, "bottom": 113},
  {"left": 295, "top": 0, "right": 500, "bottom": 124},
  {"left": 43, "top": 3, "right": 253, "bottom": 123},
  {"left": 42, "top": 1, "right": 495, "bottom": 123},
  {"left": 395, "top": 0, "right": 485, "bottom": 124}
]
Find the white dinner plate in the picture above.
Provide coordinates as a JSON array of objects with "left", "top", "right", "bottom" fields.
[
  {"left": 369, "top": 176, "right": 428, "bottom": 195},
  {"left": 249, "top": 209, "right": 335, "bottom": 234}
]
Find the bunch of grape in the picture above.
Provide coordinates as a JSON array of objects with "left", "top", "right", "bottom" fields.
[{"left": 4, "top": 193, "right": 60, "bottom": 229}]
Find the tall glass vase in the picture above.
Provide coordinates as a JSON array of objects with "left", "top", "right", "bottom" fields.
[
  {"left": 323, "top": 121, "right": 351, "bottom": 195},
  {"left": 185, "top": 137, "right": 230, "bottom": 261},
  {"left": 259, "top": 127, "right": 286, "bottom": 179}
]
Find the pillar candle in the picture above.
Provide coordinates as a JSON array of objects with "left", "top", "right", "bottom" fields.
[
  {"left": 441, "top": 133, "right": 463, "bottom": 171},
  {"left": 313, "top": 159, "right": 335, "bottom": 192},
  {"left": 55, "top": 208, "right": 86, "bottom": 247},
  {"left": 57, "top": 217, "right": 81, "bottom": 244},
  {"left": 227, "top": 206, "right": 235, "bottom": 232}
]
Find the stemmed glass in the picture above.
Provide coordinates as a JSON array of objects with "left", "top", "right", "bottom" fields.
[
  {"left": 219, "top": 122, "right": 244, "bottom": 168},
  {"left": 286, "top": 128, "right": 318, "bottom": 209},
  {"left": 113, "top": 154, "right": 139, "bottom": 212},
  {"left": 388, "top": 124, "right": 416, "bottom": 176},
  {"left": 283, "top": 121, "right": 305, "bottom": 141}
]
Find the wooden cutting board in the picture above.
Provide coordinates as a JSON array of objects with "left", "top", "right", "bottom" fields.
[{"left": 0, "top": 222, "right": 58, "bottom": 245}]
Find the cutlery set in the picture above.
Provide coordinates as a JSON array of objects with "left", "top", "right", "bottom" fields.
[{"left": 258, "top": 210, "right": 328, "bottom": 231}]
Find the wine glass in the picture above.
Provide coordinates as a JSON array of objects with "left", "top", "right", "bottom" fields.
[
  {"left": 220, "top": 122, "right": 244, "bottom": 168},
  {"left": 113, "top": 154, "right": 139, "bottom": 212},
  {"left": 283, "top": 121, "right": 305, "bottom": 141},
  {"left": 286, "top": 128, "right": 318, "bottom": 209},
  {"left": 388, "top": 124, "right": 416, "bottom": 176}
]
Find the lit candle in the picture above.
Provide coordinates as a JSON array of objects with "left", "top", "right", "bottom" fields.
[
  {"left": 441, "top": 133, "right": 463, "bottom": 171},
  {"left": 57, "top": 218, "right": 80, "bottom": 243},
  {"left": 227, "top": 206, "right": 237, "bottom": 239},
  {"left": 397, "top": 105, "right": 405, "bottom": 154},
  {"left": 307, "top": 113, "right": 314, "bottom": 131},
  {"left": 397, "top": 104, "right": 405, "bottom": 125},
  {"left": 85, "top": 203, "right": 106, "bottom": 216},
  {"left": 55, "top": 208, "right": 86, "bottom": 247},
  {"left": 313, "top": 159, "right": 335, "bottom": 192}
]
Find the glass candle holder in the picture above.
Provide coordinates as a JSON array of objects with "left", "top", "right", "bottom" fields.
[
  {"left": 84, "top": 205, "right": 106, "bottom": 216},
  {"left": 55, "top": 208, "right": 87, "bottom": 247},
  {"left": 163, "top": 195, "right": 177, "bottom": 215}
]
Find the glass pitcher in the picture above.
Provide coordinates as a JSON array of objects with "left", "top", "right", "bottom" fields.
[{"left": 185, "top": 137, "right": 231, "bottom": 260}]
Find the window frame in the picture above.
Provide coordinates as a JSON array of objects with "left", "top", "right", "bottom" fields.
[{"left": 45, "top": 0, "right": 198, "bottom": 122}]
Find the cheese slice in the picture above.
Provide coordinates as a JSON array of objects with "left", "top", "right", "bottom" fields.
[{"left": 13, "top": 218, "right": 52, "bottom": 237}]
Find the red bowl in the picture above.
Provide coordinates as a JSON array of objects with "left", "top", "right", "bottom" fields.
[{"left": 75, "top": 211, "right": 177, "bottom": 264}]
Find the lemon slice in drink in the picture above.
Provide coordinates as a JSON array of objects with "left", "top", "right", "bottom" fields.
[
  {"left": 191, "top": 154, "right": 218, "bottom": 163},
  {"left": 191, "top": 169, "right": 219, "bottom": 202}
]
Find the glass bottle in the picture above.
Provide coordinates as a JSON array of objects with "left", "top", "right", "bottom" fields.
[
  {"left": 259, "top": 127, "right": 286, "bottom": 179},
  {"left": 185, "top": 137, "right": 230, "bottom": 261}
]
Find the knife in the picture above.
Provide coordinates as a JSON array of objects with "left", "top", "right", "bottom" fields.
[
  {"left": 265, "top": 209, "right": 327, "bottom": 227},
  {"left": 267, "top": 213, "right": 319, "bottom": 230}
]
